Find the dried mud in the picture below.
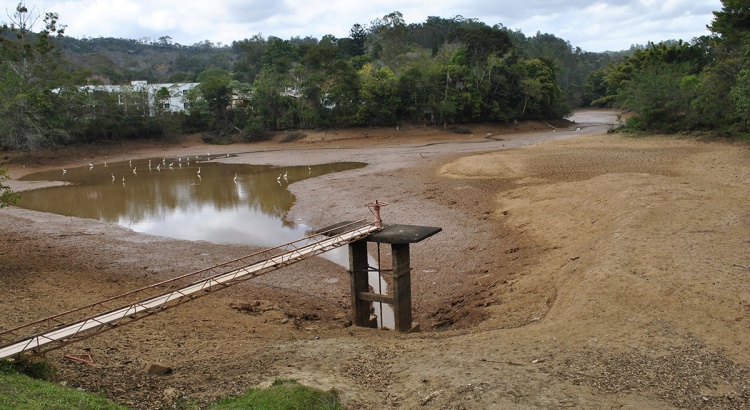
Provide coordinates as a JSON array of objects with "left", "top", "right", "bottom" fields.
[{"left": 2, "top": 110, "right": 750, "bottom": 409}]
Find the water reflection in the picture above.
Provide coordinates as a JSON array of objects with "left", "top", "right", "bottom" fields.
[{"left": 19, "top": 158, "right": 365, "bottom": 247}]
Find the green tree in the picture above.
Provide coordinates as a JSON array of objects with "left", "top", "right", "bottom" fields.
[
  {"left": 153, "top": 86, "right": 171, "bottom": 116},
  {"left": 357, "top": 63, "right": 400, "bottom": 125},
  {"left": 440, "top": 48, "right": 480, "bottom": 124},
  {"left": 232, "top": 34, "right": 266, "bottom": 83},
  {"left": 367, "top": 11, "right": 411, "bottom": 67},
  {"left": 339, "top": 24, "right": 366, "bottom": 57},
  {"left": 692, "top": 57, "right": 741, "bottom": 129},
  {"left": 397, "top": 52, "right": 444, "bottom": 124},
  {"left": 516, "top": 58, "right": 563, "bottom": 118},
  {"left": 325, "top": 59, "right": 361, "bottom": 127},
  {"left": 0, "top": 167, "right": 20, "bottom": 208},
  {"left": 709, "top": 0, "right": 750, "bottom": 50},
  {"left": 195, "top": 72, "right": 232, "bottom": 132},
  {"left": 0, "top": 1, "right": 67, "bottom": 149},
  {"left": 730, "top": 69, "right": 750, "bottom": 130},
  {"left": 59, "top": 86, "right": 158, "bottom": 142},
  {"left": 261, "top": 37, "right": 298, "bottom": 73},
  {"left": 620, "top": 62, "right": 698, "bottom": 131},
  {"left": 250, "top": 69, "right": 293, "bottom": 130}
]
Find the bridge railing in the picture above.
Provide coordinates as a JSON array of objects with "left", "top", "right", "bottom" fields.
[{"left": 0, "top": 219, "right": 378, "bottom": 358}]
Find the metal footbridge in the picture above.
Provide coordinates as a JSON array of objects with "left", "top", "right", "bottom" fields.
[{"left": 0, "top": 220, "right": 380, "bottom": 359}]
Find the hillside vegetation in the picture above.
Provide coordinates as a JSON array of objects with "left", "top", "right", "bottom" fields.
[{"left": 1, "top": 1, "right": 748, "bottom": 150}]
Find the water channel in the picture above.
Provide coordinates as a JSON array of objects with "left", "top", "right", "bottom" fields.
[{"left": 19, "top": 155, "right": 395, "bottom": 328}]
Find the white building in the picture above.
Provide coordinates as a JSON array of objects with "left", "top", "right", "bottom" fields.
[{"left": 54, "top": 81, "right": 200, "bottom": 115}]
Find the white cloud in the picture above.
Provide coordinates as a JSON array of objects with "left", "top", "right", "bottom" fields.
[{"left": 18, "top": 0, "right": 723, "bottom": 51}]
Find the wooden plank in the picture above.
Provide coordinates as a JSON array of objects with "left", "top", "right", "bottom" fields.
[{"left": 358, "top": 292, "right": 394, "bottom": 305}]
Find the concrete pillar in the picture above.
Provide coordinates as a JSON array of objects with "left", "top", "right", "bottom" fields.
[
  {"left": 348, "top": 240, "right": 373, "bottom": 327},
  {"left": 391, "top": 243, "right": 412, "bottom": 332}
]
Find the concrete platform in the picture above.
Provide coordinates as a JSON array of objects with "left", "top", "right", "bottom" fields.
[
  {"left": 317, "top": 220, "right": 442, "bottom": 332},
  {"left": 317, "top": 221, "right": 442, "bottom": 244}
]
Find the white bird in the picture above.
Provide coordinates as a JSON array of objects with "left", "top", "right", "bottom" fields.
[
  {"left": 277, "top": 173, "right": 282, "bottom": 182},
  {"left": 169, "top": 162, "right": 174, "bottom": 167},
  {"left": 156, "top": 164, "right": 161, "bottom": 171},
  {"left": 283, "top": 171, "right": 288, "bottom": 181},
  {"left": 111, "top": 173, "right": 115, "bottom": 181},
  {"left": 122, "top": 176, "right": 125, "bottom": 182},
  {"left": 104, "top": 162, "right": 107, "bottom": 167},
  {"left": 62, "top": 168, "right": 67, "bottom": 174},
  {"left": 129, "top": 159, "right": 132, "bottom": 167},
  {"left": 234, "top": 173, "right": 238, "bottom": 182},
  {"left": 148, "top": 159, "right": 152, "bottom": 168},
  {"left": 178, "top": 157, "right": 182, "bottom": 163},
  {"left": 88, "top": 162, "right": 93, "bottom": 168},
  {"left": 133, "top": 167, "right": 137, "bottom": 174},
  {"left": 197, "top": 167, "right": 201, "bottom": 175}
]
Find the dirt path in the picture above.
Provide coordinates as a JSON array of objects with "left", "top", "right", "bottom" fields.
[{"left": 2, "top": 110, "right": 750, "bottom": 409}]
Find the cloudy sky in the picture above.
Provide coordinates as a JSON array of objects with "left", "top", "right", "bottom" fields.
[{"left": 14, "top": 0, "right": 722, "bottom": 52}]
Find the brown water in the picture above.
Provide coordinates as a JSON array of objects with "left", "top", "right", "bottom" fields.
[{"left": 19, "top": 156, "right": 366, "bottom": 247}]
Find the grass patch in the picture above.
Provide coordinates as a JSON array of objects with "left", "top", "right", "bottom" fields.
[
  {"left": 1, "top": 360, "right": 343, "bottom": 409},
  {"left": 210, "top": 378, "right": 343, "bottom": 410},
  {"left": 0, "top": 368, "right": 126, "bottom": 410}
]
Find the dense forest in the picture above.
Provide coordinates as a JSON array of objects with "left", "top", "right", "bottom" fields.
[{"left": 0, "top": 1, "right": 748, "bottom": 150}]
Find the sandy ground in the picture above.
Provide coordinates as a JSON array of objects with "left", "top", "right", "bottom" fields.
[{"left": 2, "top": 110, "right": 750, "bottom": 409}]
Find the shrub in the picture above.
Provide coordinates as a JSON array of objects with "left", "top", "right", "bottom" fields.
[
  {"left": 209, "top": 378, "right": 343, "bottom": 409},
  {"left": 450, "top": 126, "right": 472, "bottom": 134},
  {"left": 2, "top": 356, "right": 57, "bottom": 380},
  {"left": 279, "top": 131, "right": 307, "bottom": 143}
]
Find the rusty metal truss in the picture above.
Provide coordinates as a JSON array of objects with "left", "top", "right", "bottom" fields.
[{"left": 0, "top": 220, "right": 378, "bottom": 359}]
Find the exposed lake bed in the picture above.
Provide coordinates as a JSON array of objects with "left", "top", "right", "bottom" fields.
[{"left": 4, "top": 111, "right": 750, "bottom": 409}]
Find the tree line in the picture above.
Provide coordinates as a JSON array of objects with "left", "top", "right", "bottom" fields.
[
  {"left": 587, "top": 0, "right": 750, "bottom": 134},
  {"left": 2, "top": 1, "right": 746, "bottom": 152},
  {"left": 0, "top": 2, "right": 619, "bottom": 150}
]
